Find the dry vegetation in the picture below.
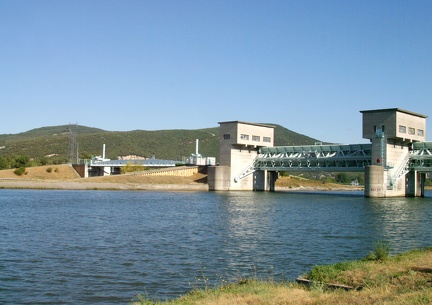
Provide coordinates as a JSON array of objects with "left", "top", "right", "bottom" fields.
[
  {"left": 0, "top": 165, "right": 363, "bottom": 191},
  {"left": 0, "top": 164, "right": 208, "bottom": 188},
  {"left": 133, "top": 248, "right": 432, "bottom": 305},
  {"left": 275, "top": 175, "right": 363, "bottom": 191},
  {"left": 0, "top": 164, "right": 80, "bottom": 180}
]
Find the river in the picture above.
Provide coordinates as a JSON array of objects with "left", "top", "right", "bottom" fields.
[{"left": 1, "top": 189, "right": 431, "bottom": 304}]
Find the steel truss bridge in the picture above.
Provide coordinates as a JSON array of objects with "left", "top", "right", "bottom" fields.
[
  {"left": 410, "top": 142, "right": 432, "bottom": 172},
  {"left": 236, "top": 142, "right": 432, "bottom": 182}
]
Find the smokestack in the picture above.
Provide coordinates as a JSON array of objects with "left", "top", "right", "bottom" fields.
[
  {"left": 102, "top": 144, "right": 106, "bottom": 160},
  {"left": 196, "top": 139, "right": 199, "bottom": 155}
]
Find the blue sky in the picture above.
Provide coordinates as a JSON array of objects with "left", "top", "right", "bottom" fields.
[{"left": 1, "top": 0, "right": 431, "bottom": 144}]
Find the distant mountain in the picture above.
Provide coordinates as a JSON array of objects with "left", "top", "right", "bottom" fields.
[
  {"left": 0, "top": 125, "right": 106, "bottom": 140},
  {"left": 0, "top": 124, "right": 321, "bottom": 162}
]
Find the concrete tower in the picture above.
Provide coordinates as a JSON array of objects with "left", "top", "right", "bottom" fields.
[
  {"left": 361, "top": 108, "right": 427, "bottom": 197},
  {"left": 208, "top": 121, "right": 275, "bottom": 191}
]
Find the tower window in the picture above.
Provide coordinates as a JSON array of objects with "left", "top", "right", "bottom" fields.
[{"left": 408, "top": 127, "right": 415, "bottom": 135}]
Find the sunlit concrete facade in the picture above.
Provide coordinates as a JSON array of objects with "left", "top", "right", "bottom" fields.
[
  {"left": 361, "top": 108, "right": 427, "bottom": 197},
  {"left": 208, "top": 121, "right": 275, "bottom": 191}
]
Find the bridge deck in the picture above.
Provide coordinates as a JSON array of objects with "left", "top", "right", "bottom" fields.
[
  {"left": 257, "top": 144, "right": 372, "bottom": 172},
  {"left": 236, "top": 142, "right": 432, "bottom": 181}
]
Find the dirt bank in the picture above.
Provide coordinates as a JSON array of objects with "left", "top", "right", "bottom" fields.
[{"left": 0, "top": 165, "right": 208, "bottom": 191}]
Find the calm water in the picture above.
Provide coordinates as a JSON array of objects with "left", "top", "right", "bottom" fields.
[{"left": 1, "top": 189, "right": 431, "bottom": 304}]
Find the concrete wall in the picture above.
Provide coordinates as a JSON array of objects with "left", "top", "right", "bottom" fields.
[
  {"left": 137, "top": 166, "right": 199, "bottom": 177},
  {"left": 385, "top": 142, "right": 409, "bottom": 196},
  {"left": 229, "top": 148, "right": 259, "bottom": 190},
  {"left": 72, "top": 164, "right": 87, "bottom": 178},
  {"left": 208, "top": 166, "right": 230, "bottom": 191},
  {"left": 362, "top": 108, "right": 426, "bottom": 142},
  {"left": 395, "top": 112, "right": 427, "bottom": 141},
  {"left": 364, "top": 165, "right": 386, "bottom": 197}
]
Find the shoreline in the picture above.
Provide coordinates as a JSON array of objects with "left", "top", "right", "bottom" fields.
[
  {"left": 0, "top": 178, "right": 364, "bottom": 192},
  {"left": 0, "top": 179, "right": 209, "bottom": 191}
]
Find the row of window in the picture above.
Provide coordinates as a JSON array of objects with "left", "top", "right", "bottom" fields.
[
  {"left": 373, "top": 125, "right": 424, "bottom": 137},
  {"left": 223, "top": 134, "right": 271, "bottom": 142},
  {"left": 399, "top": 125, "right": 424, "bottom": 136},
  {"left": 240, "top": 134, "right": 271, "bottom": 142}
]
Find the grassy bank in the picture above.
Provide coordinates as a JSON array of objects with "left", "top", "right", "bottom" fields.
[{"left": 132, "top": 247, "right": 432, "bottom": 305}]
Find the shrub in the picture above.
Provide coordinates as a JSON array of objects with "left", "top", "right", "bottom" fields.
[
  {"left": 366, "top": 241, "right": 391, "bottom": 261},
  {"left": 121, "top": 162, "right": 146, "bottom": 174},
  {"left": 308, "top": 261, "right": 356, "bottom": 282},
  {"left": 14, "top": 166, "right": 26, "bottom": 176},
  {"left": 46, "top": 167, "right": 53, "bottom": 173}
]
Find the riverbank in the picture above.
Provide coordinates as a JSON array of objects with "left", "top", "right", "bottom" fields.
[
  {"left": 0, "top": 164, "right": 365, "bottom": 191},
  {"left": 0, "top": 164, "right": 209, "bottom": 191},
  {"left": 132, "top": 247, "right": 432, "bottom": 305}
]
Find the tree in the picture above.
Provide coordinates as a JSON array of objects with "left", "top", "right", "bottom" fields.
[
  {"left": 14, "top": 155, "right": 30, "bottom": 168},
  {"left": 0, "top": 156, "right": 9, "bottom": 170},
  {"left": 335, "top": 173, "right": 349, "bottom": 184}
]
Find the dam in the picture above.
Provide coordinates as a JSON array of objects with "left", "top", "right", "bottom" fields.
[{"left": 208, "top": 108, "right": 431, "bottom": 197}]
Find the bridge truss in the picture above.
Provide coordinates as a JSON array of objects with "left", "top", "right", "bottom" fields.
[
  {"left": 410, "top": 142, "right": 432, "bottom": 171},
  {"left": 236, "top": 144, "right": 373, "bottom": 181},
  {"left": 235, "top": 142, "right": 432, "bottom": 182},
  {"left": 256, "top": 144, "right": 373, "bottom": 172}
]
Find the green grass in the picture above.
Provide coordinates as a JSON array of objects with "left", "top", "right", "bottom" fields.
[{"left": 131, "top": 247, "right": 432, "bottom": 305}]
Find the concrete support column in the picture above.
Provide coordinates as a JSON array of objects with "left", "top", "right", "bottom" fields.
[
  {"left": 208, "top": 166, "right": 230, "bottom": 191},
  {"left": 267, "top": 171, "right": 278, "bottom": 192},
  {"left": 406, "top": 170, "right": 416, "bottom": 197},
  {"left": 253, "top": 170, "right": 278, "bottom": 191},
  {"left": 420, "top": 173, "right": 426, "bottom": 197},
  {"left": 364, "top": 165, "right": 386, "bottom": 197},
  {"left": 253, "top": 170, "right": 266, "bottom": 191},
  {"left": 406, "top": 171, "right": 426, "bottom": 197}
]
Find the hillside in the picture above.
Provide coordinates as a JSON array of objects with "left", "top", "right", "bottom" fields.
[{"left": 0, "top": 124, "right": 320, "bottom": 162}]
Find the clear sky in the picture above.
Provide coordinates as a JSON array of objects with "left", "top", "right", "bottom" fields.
[{"left": 1, "top": 0, "right": 431, "bottom": 144}]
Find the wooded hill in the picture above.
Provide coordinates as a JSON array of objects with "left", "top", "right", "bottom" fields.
[{"left": 0, "top": 124, "right": 320, "bottom": 163}]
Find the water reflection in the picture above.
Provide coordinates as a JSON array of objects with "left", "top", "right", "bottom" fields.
[
  {"left": 1, "top": 189, "right": 431, "bottom": 304},
  {"left": 366, "top": 196, "right": 432, "bottom": 252}
]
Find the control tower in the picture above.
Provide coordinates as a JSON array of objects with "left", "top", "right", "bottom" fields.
[
  {"left": 208, "top": 121, "right": 275, "bottom": 191},
  {"left": 361, "top": 108, "right": 427, "bottom": 197}
]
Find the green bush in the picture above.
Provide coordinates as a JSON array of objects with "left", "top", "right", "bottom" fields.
[
  {"left": 366, "top": 241, "right": 391, "bottom": 261},
  {"left": 308, "top": 261, "right": 357, "bottom": 282},
  {"left": 14, "top": 156, "right": 30, "bottom": 168},
  {"left": 14, "top": 166, "right": 26, "bottom": 176},
  {"left": 121, "top": 162, "right": 146, "bottom": 174},
  {"left": 46, "top": 167, "right": 53, "bottom": 173}
]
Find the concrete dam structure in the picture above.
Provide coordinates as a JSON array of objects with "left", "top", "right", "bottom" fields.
[{"left": 208, "top": 108, "right": 432, "bottom": 197}]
